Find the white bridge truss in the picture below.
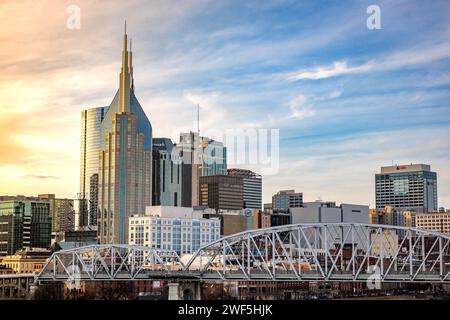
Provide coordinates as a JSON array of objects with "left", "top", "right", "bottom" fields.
[{"left": 37, "top": 223, "right": 450, "bottom": 283}]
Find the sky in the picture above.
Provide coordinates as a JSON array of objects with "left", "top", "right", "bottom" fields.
[{"left": 0, "top": 0, "right": 449, "bottom": 208}]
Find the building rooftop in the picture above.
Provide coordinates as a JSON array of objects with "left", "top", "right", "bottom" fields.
[
  {"left": 227, "top": 168, "right": 261, "bottom": 178},
  {"left": 380, "top": 164, "right": 432, "bottom": 174}
]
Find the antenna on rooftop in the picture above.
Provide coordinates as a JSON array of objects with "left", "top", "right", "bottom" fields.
[{"left": 197, "top": 103, "right": 200, "bottom": 136}]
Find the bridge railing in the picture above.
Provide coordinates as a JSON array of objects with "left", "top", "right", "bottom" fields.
[
  {"left": 37, "top": 244, "right": 185, "bottom": 282},
  {"left": 184, "top": 223, "right": 450, "bottom": 282},
  {"left": 36, "top": 223, "right": 450, "bottom": 283}
]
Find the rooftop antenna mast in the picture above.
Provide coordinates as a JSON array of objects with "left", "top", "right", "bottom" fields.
[
  {"left": 197, "top": 103, "right": 207, "bottom": 176},
  {"left": 197, "top": 103, "right": 200, "bottom": 136}
]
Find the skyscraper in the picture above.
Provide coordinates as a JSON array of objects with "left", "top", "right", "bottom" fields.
[
  {"left": 227, "top": 168, "right": 262, "bottom": 210},
  {"left": 177, "top": 132, "right": 227, "bottom": 207},
  {"left": 199, "top": 175, "right": 243, "bottom": 211},
  {"left": 97, "top": 25, "right": 152, "bottom": 244},
  {"left": 375, "top": 164, "right": 437, "bottom": 213},
  {"left": 80, "top": 106, "right": 107, "bottom": 227},
  {"left": 152, "top": 138, "right": 182, "bottom": 207},
  {"left": 178, "top": 132, "right": 199, "bottom": 207}
]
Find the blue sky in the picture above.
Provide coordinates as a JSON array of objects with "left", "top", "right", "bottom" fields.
[{"left": 1, "top": 0, "right": 449, "bottom": 208}]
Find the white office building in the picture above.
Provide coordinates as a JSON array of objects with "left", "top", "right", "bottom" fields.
[
  {"left": 291, "top": 201, "right": 369, "bottom": 249},
  {"left": 291, "top": 201, "right": 369, "bottom": 224}
]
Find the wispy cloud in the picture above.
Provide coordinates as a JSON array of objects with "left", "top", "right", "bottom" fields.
[
  {"left": 288, "top": 95, "right": 314, "bottom": 120},
  {"left": 284, "top": 41, "right": 450, "bottom": 82},
  {"left": 287, "top": 61, "right": 373, "bottom": 81},
  {"left": 24, "top": 175, "right": 60, "bottom": 180},
  {"left": 328, "top": 90, "right": 342, "bottom": 99}
]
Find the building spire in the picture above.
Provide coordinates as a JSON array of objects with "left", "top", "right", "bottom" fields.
[
  {"left": 119, "top": 21, "right": 131, "bottom": 113},
  {"left": 129, "top": 38, "right": 134, "bottom": 91}
]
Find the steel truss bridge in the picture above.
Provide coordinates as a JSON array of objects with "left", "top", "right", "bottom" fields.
[{"left": 36, "top": 223, "right": 450, "bottom": 284}]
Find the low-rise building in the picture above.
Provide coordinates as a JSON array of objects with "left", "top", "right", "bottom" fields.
[
  {"left": 1, "top": 248, "right": 52, "bottom": 273},
  {"left": 416, "top": 211, "right": 450, "bottom": 234},
  {"left": 370, "top": 229, "right": 399, "bottom": 257},
  {"left": 54, "top": 228, "right": 98, "bottom": 251},
  {"left": 272, "top": 190, "right": 303, "bottom": 211},
  {"left": 291, "top": 201, "right": 369, "bottom": 249},
  {"left": 202, "top": 212, "right": 247, "bottom": 236},
  {"left": 369, "top": 206, "right": 415, "bottom": 228},
  {"left": 291, "top": 201, "right": 369, "bottom": 224},
  {"left": 129, "top": 213, "right": 221, "bottom": 256}
]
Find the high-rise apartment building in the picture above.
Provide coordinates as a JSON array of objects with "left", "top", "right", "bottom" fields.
[
  {"left": 0, "top": 199, "right": 51, "bottom": 255},
  {"left": 199, "top": 175, "right": 243, "bottom": 211},
  {"left": 272, "top": 190, "right": 303, "bottom": 211},
  {"left": 375, "top": 164, "right": 437, "bottom": 213},
  {"left": 97, "top": 26, "right": 152, "bottom": 244},
  {"left": 80, "top": 106, "right": 107, "bottom": 227},
  {"left": 227, "top": 169, "right": 262, "bottom": 210},
  {"left": 38, "top": 194, "right": 75, "bottom": 233},
  {"left": 152, "top": 138, "right": 182, "bottom": 207}
]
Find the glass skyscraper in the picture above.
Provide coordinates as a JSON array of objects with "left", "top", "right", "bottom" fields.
[
  {"left": 80, "top": 106, "right": 107, "bottom": 227},
  {"left": 375, "top": 164, "right": 438, "bottom": 213},
  {"left": 97, "top": 26, "right": 153, "bottom": 244},
  {"left": 77, "top": 107, "right": 108, "bottom": 226}
]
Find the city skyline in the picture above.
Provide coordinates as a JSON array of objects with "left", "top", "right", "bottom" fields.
[{"left": 1, "top": 0, "right": 450, "bottom": 208}]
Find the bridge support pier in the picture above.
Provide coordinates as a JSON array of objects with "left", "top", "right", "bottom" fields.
[
  {"left": 29, "top": 284, "right": 38, "bottom": 300},
  {"left": 168, "top": 281, "right": 202, "bottom": 300},
  {"left": 168, "top": 283, "right": 180, "bottom": 300}
]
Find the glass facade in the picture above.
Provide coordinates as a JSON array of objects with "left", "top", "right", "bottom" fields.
[
  {"left": 80, "top": 106, "right": 107, "bottom": 227},
  {"left": 97, "top": 30, "right": 152, "bottom": 244},
  {"left": 0, "top": 201, "right": 51, "bottom": 255}
]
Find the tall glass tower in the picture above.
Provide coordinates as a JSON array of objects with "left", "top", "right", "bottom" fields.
[
  {"left": 80, "top": 106, "right": 107, "bottom": 227},
  {"left": 98, "top": 25, "right": 153, "bottom": 244}
]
